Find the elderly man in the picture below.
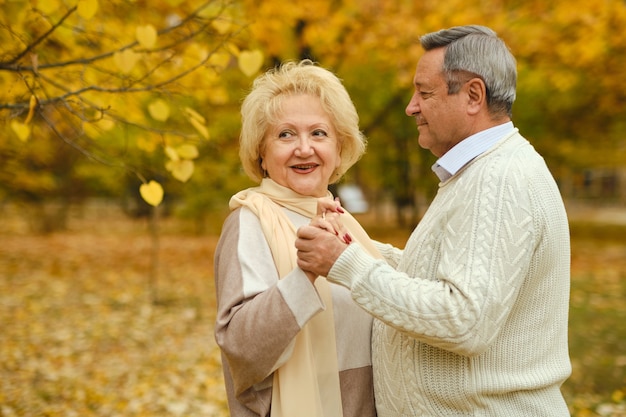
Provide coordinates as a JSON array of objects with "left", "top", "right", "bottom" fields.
[{"left": 296, "top": 25, "right": 571, "bottom": 416}]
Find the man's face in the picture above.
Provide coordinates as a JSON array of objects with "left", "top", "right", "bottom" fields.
[{"left": 405, "top": 48, "right": 470, "bottom": 158}]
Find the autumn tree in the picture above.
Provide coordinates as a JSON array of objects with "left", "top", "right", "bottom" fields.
[
  {"left": 3, "top": 0, "right": 625, "bottom": 230},
  {"left": 0, "top": 0, "right": 264, "bottom": 231}
]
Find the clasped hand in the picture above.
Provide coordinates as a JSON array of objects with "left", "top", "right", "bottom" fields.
[{"left": 296, "top": 197, "right": 352, "bottom": 283}]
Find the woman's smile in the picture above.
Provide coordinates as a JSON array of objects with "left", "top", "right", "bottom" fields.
[{"left": 261, "top": 94, "right": 341, "bottom": 197}]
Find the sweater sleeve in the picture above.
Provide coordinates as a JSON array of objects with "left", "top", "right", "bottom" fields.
[
  {"left": 214, "top": 208, "right": 325, "bottom": 408},
  {"left": 328, "top": 156, "right": 538, "bottom": 357},
  {"left": 373, "top": 240, "right": 403, "bottom": 268}
]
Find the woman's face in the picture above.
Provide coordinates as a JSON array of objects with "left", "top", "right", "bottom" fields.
[{"left": 261, "top": 94, "right": 341, "bottom": 197}]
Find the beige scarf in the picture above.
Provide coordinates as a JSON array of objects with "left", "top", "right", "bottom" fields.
[{"left": 229, "top": 179, "right": 381, "bottom": 417}]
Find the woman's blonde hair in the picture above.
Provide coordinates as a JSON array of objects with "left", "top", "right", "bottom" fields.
[{"left": 239, "top": 59, "right": 366, "bottom": 183}]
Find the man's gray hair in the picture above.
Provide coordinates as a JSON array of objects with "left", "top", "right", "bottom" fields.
[{"left": 420, "top": 25, "right": 517, "bottom": 118}]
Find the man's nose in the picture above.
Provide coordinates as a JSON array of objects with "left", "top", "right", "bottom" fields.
[{"left": 405, "top": 94, "right": 420, "bottom": 117}]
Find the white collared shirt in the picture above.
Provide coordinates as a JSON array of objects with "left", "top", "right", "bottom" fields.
[{"left": 431, "top": 122, "right": 516, "bottom": 182}]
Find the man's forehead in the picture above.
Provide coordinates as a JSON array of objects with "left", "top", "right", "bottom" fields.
[{"left": 414, "top": 51, "right": 445, "bottom": 86}]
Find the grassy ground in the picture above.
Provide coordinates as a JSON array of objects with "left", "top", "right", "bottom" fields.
[
  {"left": 0, "top": 203, "right": 624, "bottom": 416},
  {"left": 565, "top": 222, "right": 626, "bottom": 416}
]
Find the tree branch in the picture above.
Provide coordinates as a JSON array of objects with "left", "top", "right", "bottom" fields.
[{"left": 6, "top": 6, "right": 77, "bottom": 66}]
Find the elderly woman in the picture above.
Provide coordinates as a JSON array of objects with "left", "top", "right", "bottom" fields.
[{"left": 214, "top": 60, "right": 380, "bottom": 417}]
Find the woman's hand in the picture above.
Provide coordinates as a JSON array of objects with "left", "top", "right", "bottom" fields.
[
  {"left": 316, "top": 197, "right": 352, "bottom": 244},
  {"left": 301, "top": 197, "right": 352, "bottom": 284}
]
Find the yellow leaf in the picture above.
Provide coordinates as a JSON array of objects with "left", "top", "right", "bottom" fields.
[
  {"left": 199, "top": 4, "right": 232, "bottom": 33},
  {"left": 202, "top": 70, "right": 219, "bottom": 86},
  {"left": 225, "top": 42, "right": 240, "bottom": 57},
  {"left": 136, "top": 25, "right": 157, "bottom": 49},
  {"left": 208, "top": 86, "right": 229, "bottom": 105},
  {"left": 139, "top": 180, "right": 164, "bottom": 206},
  {"left": 114, "top": 49, "right": 140, "bottom": 74},
  {"left": 77, "top": 0, "right": 99, "bottom": 20},
  {"left": 612, "top": 389, "right": 624, "bottom": 403},
  {"left": 24, "top": 95, "right": 37, "bottom": 124},
  {"left": 197, "top": 3, "right": 222, "bottom": 18},
  {"left": 148, "top": 99, "right": 170, "bottom": 121},
  {"left": 166, "top": 160, "right": 194, "bottom": 182},
  {"left": 208, "top": 51, "right": 231, "bottom": 71},
  {"left": 184, "top": 107, "right": 206, "bottom": 124},
  {"left": 189, "top": 117, "right": 210, "bottom": 139},
  {"left": 37, "top": 0, "right": 61, "bottom": 14},
  {"left": 84, "top": 118, "right": 115, "bottom": 139},
  {"left": 98, "top": 118, "right": 115, "bottom": 131},
  {"left": 165, "top": 145, "right": 179, "bottom": 161},
  {"left": 238, "top": 49, "right": 264, "bottom": 77},
  {"left": 11, "top": 120, "right": 31, "bottom": 142},
  {"left": 185, "top": 43, "right": 209, "bottom": 63},
  {"left": 176, "top": 144, "right": 199, "bottom": 160},
  {"left": 137, "top": 136, "right": 157, "bottom": 153},
  {"left": 212, "top": 14, "right": 232, "bottom": 35}
]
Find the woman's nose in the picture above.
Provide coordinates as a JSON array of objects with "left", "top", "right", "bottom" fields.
[{"left": 295, "top": 136, "right": 314, "bottom": 156}]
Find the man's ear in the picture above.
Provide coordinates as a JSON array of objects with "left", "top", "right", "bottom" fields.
[{"left": 466, "top": 78, "right": 486, "bottom": 115}]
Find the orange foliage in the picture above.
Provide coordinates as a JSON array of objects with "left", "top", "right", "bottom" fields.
[{"left": 1, "top": 203, "right": 625, "bottom": 416}]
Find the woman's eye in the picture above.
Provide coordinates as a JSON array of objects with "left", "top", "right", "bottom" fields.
[
  {"left": 278, "top": 130, "right": 293, "bottom": 139},
  {"left": 312, "top": 129, "right": 327, "bottom": 137}
]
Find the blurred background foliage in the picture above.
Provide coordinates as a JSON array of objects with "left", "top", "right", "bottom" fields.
[
  {"left": 1, "top": 0, "right": 625, "bottom": 231},
  {"left": 1, "top": 1, "right": 625, "bottom": 416}
]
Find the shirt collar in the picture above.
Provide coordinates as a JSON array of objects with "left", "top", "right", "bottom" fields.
[{"left": 431, "top": 122, "right": 515, "bottom": 181}]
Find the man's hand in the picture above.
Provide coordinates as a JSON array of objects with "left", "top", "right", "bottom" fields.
[{"left": 296, "top": 223, "right": 349, "bottom": 278}]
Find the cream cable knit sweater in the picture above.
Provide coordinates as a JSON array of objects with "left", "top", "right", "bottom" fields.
[{"left": 328, "top": 132, "right": 572, "bottom": 416}]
